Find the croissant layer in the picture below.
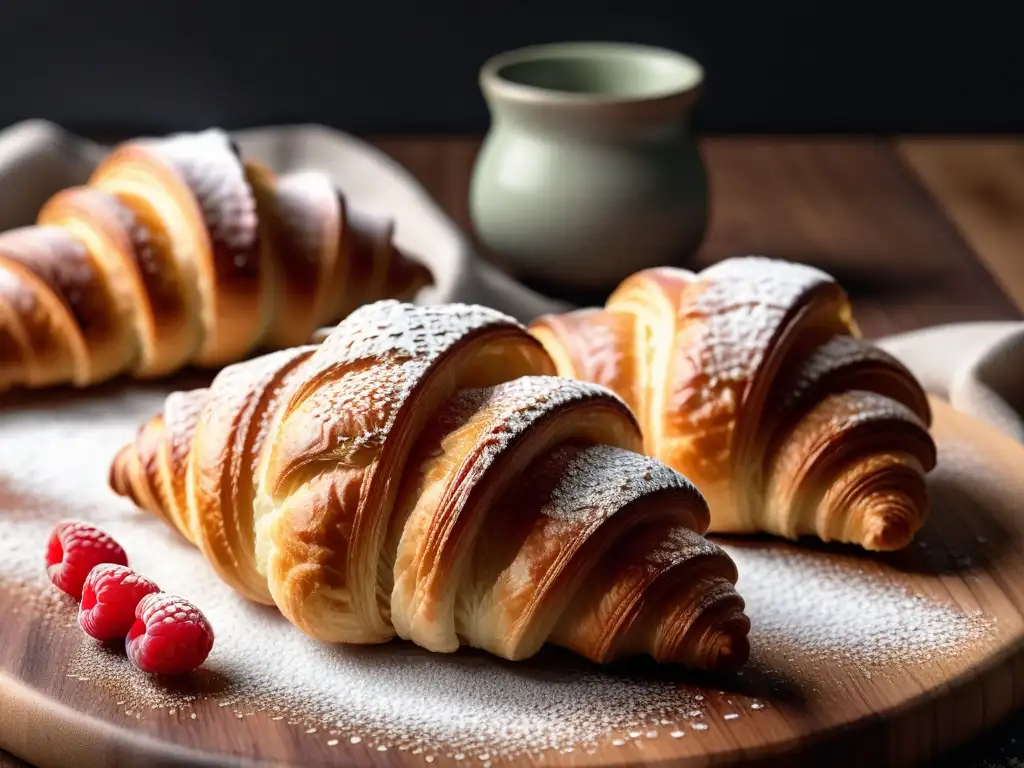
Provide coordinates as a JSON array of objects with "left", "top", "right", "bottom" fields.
[
  {"left": 1, "top": 129, "right": 432, "bottom": 392},
  {"left": 530, "top": 256, "right": 937, "bottom": 551},
  {"left": 112, "top": 300, "right": 750, "bottom": 671}
]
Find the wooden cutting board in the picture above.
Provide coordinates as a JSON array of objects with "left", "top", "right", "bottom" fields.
[{"left": 1, "top": 383, "right": 1023, "bottom": 768}]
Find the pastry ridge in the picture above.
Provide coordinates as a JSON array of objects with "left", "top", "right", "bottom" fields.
[
  {"left": 530, "top": 256, "right": 937, "bottom": 551},
  {"left": 1, "top": 129, "right": 432, "bottom": 391},
  {"left": 111, "top": 300, "right": 750, "bottom": 671}
]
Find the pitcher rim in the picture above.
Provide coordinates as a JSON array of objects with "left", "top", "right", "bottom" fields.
[{"left": 479, "top": 42, "right": 704, "bottom": 109}]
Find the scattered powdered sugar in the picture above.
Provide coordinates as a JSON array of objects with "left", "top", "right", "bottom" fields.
[
  {"left": 273, "top": 171, "right": 337, "bottom": 263},
  {"left": 0, "top": 383, "right": 999, "bottom": 760},
  {"left": 61, "top": 562, "right": 714, "bottom": 756},
  {"left": 726, "top": 544, "right": 995, "bottom": 668}
]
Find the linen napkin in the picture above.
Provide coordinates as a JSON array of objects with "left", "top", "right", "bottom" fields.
[{"left": 879, "top": 322, "right": 1024, "bottom": 443}]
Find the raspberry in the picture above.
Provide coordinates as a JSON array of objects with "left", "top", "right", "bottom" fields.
[
  {"left": 78, "top": 564, "right": 161, "bottom": 640},
  {"left": 46, "top": 521, "right": 128, "bottom": 599},
  {"left": 126, "top": 593, "right": 214, "bottom": 675}
]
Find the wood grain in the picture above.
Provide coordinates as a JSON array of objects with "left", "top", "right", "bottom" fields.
[
  {"left": 372, "top": 136, "right": 1023, "bottom": 336},
  {"left": 696, "top": 139, "right": 1021, "bottom": 335},
  {"left": 899, "top": 139, "right": 1024, "bottom": 312},
  {"left": 3, "top": 136, "right": 1024, "bottom": 768}
]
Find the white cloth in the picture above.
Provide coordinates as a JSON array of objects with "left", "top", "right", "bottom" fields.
[{"left": 879, "top": 322, "right": 1024, "bottom": 443}]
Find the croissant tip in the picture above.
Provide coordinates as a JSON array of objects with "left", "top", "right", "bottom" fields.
[
  {"left": 657, "top": 604, "right": 752, "bottom": 672},
  {"left": 703, "top": 615, "right": 752, "bottom": 672},
  {"left": 860, "top": 509, "right": 917, "bottom": 552},
  {"left": 714, "top": 636, "right": 751, "bottom": 672}
]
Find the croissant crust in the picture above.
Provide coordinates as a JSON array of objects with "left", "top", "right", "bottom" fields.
[
  {"left": 530, "top": 256, "right": 937, "bottom": 551},
  {"left": 0, "top": 129, "right": 432, "bottom": 391},
  {"left": 112, "top": 300, "right": 750, "bottom": 671}
]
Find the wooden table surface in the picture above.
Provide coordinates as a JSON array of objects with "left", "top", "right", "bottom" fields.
[{"left": 3, "top": 135, "right": 1023, "bottom": 768}]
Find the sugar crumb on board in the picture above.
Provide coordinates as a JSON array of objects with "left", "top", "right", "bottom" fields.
[{"left": 726, "top": 545, "right": 996, "bottom": 673}]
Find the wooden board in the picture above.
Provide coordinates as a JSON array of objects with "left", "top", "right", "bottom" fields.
[{"left": 2, "top": 381, "right": 1024, "bottom": 768}]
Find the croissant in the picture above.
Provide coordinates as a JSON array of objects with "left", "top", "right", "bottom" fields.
[
  {"left": 529, "top": 257, "right": 938, "bottom": 552},
  {"left": 110, "top": 300, "right": 750, "bottom": 671},
  {"left": 0, "top": 129, "right": 431, "bottom": 391}
]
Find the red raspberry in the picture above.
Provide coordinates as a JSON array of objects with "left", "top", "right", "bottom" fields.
[
  {"left": 46, "top": 521, "right": 128, "bottom": 599},
  {"left": 126, "top": 593, "right": 214, "bottom": 675},
  {"left": 78, "top": 564, "right": 160, "bottom": 640}
]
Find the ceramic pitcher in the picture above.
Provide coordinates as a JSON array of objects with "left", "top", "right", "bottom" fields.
[{"left": 470, "top": 42, "right": 707, "bottom": 292}]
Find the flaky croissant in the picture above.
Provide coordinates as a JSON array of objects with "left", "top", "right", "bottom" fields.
[
  {"left": 530, "top": 257, "right": 937, "bottom": 552},
  {"left": 0, "top": 129, "right": 431, "bottom": 391},
  {"left": 110, "top": 300, "right": 750, "bottom": 671}
]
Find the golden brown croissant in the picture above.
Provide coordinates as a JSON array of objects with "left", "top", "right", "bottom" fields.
[
  {"left": 530, "top": 257, "right": 937, "bottom": 552},
  {"left": 110, "top": 300, "right": 750, "bottom": 671},
  {"left": 0, "top": 129, "right": 431, "bottom": 390}
]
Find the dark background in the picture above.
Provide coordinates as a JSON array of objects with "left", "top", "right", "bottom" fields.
[{"left": 0, "top": 0, "right": 1020, "bottom": 137}]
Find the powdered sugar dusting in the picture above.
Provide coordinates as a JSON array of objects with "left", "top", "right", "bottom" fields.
[
  {"left": 817, "top": 389, "right": 924, "bottom": 433},
  {"left": 153, "top": 129, "right": 258, "bottom": 256},
  {"left": 107, "top": 189, "right": 163, "bottom": 281},
  {"left": 665, "top": 256, "right": 841, "bottom": 473},
  {"left": 0, "top": 385, "right": 716, "bottom": 758},
  {"left": 278, "top": 301, "right": 524, "bottom": 464},
  {"left": 0, "top": 226, "right": 108, "bottom": 382},
  {"left": 727, "top": 544, "right": 995, "bottom": 668},
  {"left": 677, "top": 257, "right": 833, "bottom": 381},
  {"left": 274, "top": 171, "right": 337, "bottom": 261},
  {"left": 549, "top": 444, "right": 706, "bottom": 525},
  {"left": 311, "top": 301, "right": 519, "bottom": 384}
]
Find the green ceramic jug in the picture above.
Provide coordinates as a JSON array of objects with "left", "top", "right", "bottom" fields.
[{"left": 470, "top": 42, "right": 708, "bottom": 293}]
